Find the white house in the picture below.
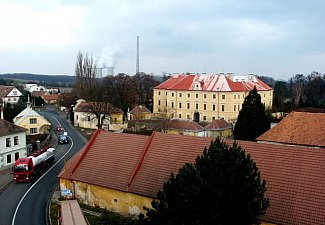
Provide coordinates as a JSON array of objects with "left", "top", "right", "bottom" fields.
[
  {"left": 0, "top": 86, "right": 23, "bottom": 104},
  {"left": 0, "top": 119, "right": 27, "bottom": 170}
]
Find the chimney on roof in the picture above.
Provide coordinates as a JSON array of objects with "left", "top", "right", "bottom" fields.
[
  {"left": 248, "top": 73, "right": 255, "bottom": 82},
  {"left": 226, "top": 72, "right": 234, "bottom": 81}
]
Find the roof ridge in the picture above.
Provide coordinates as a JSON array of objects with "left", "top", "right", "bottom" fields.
[
  {"left": 127, "top": 131, "right": 156, "bottom": 190},
  {"left": 69, "top": 129, "right": 103, "bottom": 179}
]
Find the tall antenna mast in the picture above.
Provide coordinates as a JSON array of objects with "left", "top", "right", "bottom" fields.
[{"left": 136, "top": 36, "right": 140, "bottom": 75}]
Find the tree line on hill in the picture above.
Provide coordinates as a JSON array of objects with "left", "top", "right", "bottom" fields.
[
  {"left": 0, "top": 73, "right": 75, "bottom": 87},
  {"left": 259, "top": 71, "right": 325, "bottom": 112}
]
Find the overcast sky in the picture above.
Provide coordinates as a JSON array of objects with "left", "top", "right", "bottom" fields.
[{"left": 0, "top": 0, "right": 324, "bottom": 80}]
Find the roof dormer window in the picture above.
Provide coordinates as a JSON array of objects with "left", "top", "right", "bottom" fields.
[{"left": 194, "top": 81, "right": 202, "bottom": 90}]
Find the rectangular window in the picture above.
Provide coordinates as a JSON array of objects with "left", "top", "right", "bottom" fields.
[
  {"left": 204, "top": 93, "right": 207, "bottom": 98},
  {"left": 187, "top": 115, "right": 190, "bottom": 119},
  {"left": 213, "top": 94, "right": 216, "bottom": 99},
  {"left": 179, "top": 93, "right": 182, "bottom": 98},
  {"left": 221, "top": 105, "right": 225, "bottom": 112},
  {"left": 238, "top": 94, "right": 240, "bottom": 99},
  {"left": 14, "top": 136, "right": 18, "bottom": 145},
  {"left": 234, "top": 105, "right": 236, "bottom": 111},
  {"left": 172, "top": 93, "right": 174, "bottom": 97},
  {"left": 7, "top": 154, "right": 11, "bottom": 164},
  {"left": 179, "top": 114, "right": 182, "bottom": 119},
  {"left": 212, "top": 117, "right": 215, "bottom": 120},
  {"left": 15, "top": 152, "right": 19, "bottom": 161},
  {"left": 204, "top": 104, "right": 207, "bottom": 110},
  {"left": 212, "top": 104, "right": 216, "bottom": 111},
  {"left": 76, "top": 115, "right": 78, "bottom": 119},
  {"left": 238, "top": 105, "right": 241, "bottom": 111},
  {"left": 203, "top": 116, "right": 206, "bottom": 121},
  {"left": 6, "top": 138, "right": 11, "bottom": 147},
  {"left": 30, "top": 128, "right": 37, "bottom": 134},
  {"left": 30, "top": 118, "right": 37, "bottom": 124},
  {"left": 87, "top": 116, "right": 91, "bottom": 121},
  {"left": 187, "top": 103, "right": 190, "bottom": 109},
  {"left": 158, "top": 91, "right": 161, "bottom": 96},
  {"left": 195, "top": 93, "right": 199, "bottom": 98},
  {"left": 222, "top": 95, "right": 225, "bottom": 100},
  {"left": 187, "top": 93, "right": 190, "bottom": 98},
  {"left": 158, "top": 100, "right": 161, "bottom": 106},
  {"left": 179, "top": 102, "right": 182, "bottom": 109},
  {"left": 171, "top": 102, "right": 174, "bottom": 108},
  {"left": 234, "top": 95, "right": 236, "bottom": 99},
  {"left": 196, "top": 103, "right": 199, "bottom": 110}
]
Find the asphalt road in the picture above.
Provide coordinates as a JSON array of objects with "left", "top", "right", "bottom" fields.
[{"left": 0, "top": 107, "right": 87, "bottom": 225}]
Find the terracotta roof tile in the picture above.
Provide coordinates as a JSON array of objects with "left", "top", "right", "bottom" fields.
[
  {"left": 204, "top": 119, "right": 232, "bottom": 130},
  {"left": 42, "top": 94, "right": 59, "bottom": 101},
  {"left": 0, "top": 119, "right": 28, "bottom": 136},
  {"left": 0, "top": 86, "right": 15, "bottom": 98},
  {"left": 257, "top": 112, "right": 325, "bottom": 147},
  {"left": 61, "top": 132, "right": 325, "bottom": 225},
  {"left": 130, "top": 105, "right": 151, "bottom": 114},
  {"left": 74, "top": 102, "right": 123, "bottom": 114},
  {"left": 168, "top": 119, "right": 203, "bottom": 131},
  {"left": 154, "top": 74, "right": 272, "bottom": 92}
]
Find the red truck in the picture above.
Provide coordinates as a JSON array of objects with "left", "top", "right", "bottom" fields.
[{"left": 13, "top": 147, "right": 55, "bottom": 182}]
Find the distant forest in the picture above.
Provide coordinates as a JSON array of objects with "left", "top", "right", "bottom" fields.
[{"left": 0, "top": 73, "right": 75, "bottom": 87}]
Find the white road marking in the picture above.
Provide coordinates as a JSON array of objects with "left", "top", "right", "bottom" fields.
[{"left": 12, "top": 116, "right": 74, "bottom": 225}]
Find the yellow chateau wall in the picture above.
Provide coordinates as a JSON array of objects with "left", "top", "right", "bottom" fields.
[
  {"left": 60, "top": 178, "right": 153, "bottom": 217},
  {"left": 18, "top": 116, "right": 50, "bottom": 135},
  {"left": 60, "top": 178, "right": 277, "bottom": 224},
  {"left": 153, "top": 89, "right": 273, "bottom": 123}
]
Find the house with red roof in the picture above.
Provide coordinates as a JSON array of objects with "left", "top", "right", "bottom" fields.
[
  {"left": 203, "top": 118, "right": 233, "bottom": 138},
  {"left": 257, "top": 111, "right": 325, "bottom": 148},
  {"left": 73, "top": 99, "right": 125, "bottom": 131},
  {"left": 165, "top": 119, "right": 204, "bottom": 136},
  {"left": 59, "top": 131, "right": 324, "bottom": 225},
  {"left": 153, "top": 73, "right": 273, "bottom": 123}
]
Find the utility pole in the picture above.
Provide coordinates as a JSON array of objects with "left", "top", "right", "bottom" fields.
[{"left": 136, "top": 36, "right": 140, "bottom": 75}]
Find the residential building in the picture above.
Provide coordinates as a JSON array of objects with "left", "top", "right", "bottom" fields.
[
  {"left": 127, "top": 105, "right": 151, "bottom": 120},
  {"left": 42, "top": 94, "right": 59, "bottom": 105},
  {"left": 165, "top": 119, "right": 204, "bottom": 136},
  {"left": 257, "top": 111, "right": 325, "bottom": 148},
  {"left": 24, "top": 82, "right": 46, "bottom": 92},
  {"left": 0, "top": 119, "right": 27, "bottom": 170},
  {"left": 0, "top": 85, "right": 23, "bottom": 104},
  {"left": 153, "top": 73, "right": 273, "bottom": 123},
  {"left": 73, "top": 99, "right": 125, "bottom": 131},
  {"left": 203, "top": 119, "right": 233, "bottom": 138},
  {"left": 13, "top": 101, "right": 51, "bottom": 135},
  {"left": 59, "top": 131, "right": 325, "bottom": 225}
]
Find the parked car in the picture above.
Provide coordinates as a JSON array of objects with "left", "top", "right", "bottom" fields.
[
  {"left": 59, "top": 135, "right": 68, "bottom": 144},
  {"left": 56, "top": 126, "right": 64, "bottom": 132}
]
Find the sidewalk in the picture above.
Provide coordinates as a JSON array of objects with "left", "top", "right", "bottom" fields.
[{"left": 0, "top": 167, "right": 13, "bottom": 193}]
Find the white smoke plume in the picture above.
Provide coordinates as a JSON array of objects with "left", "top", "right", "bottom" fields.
[{"left": 97, "top": 46, "right": 119, "bottom": 68}]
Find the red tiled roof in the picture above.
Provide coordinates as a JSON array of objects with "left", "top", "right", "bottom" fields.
[
  {"left": 74, "top": 102, "right": 123, "bottom": 114},
  {"left": 42, "top": 94, "right": 59, "bottom": 101},
  {"left": 31, "top": 91, "right": 46, "bottom": 97},
  {"left": 154, "top": 74, "right": 272, "bottom": 92},
  {"left": 60, "top": 132, "right": 325, "bottom": 225},
  {"left": 168, "top": 119, "right": 203, "bottom": 131},
  {"left": 204, "top": 119, "right": 232, "bottom": 130},
  {"left": 257, "top": 112, "right": 325, "bottom": 147},
  {"left": 0, "top": 119, "right": 27, "bottom": 136},
  {"left": 0, "top": 86, "right": 15, "bottom": 98},
  {"left": 130, "top": 105, "right": 151, "bottom": 114}
]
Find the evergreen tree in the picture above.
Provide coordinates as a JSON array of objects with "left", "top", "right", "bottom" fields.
[
  {"left": 234, "top": 87, "right": 270, "bottom": 141},
  {"left": 140, "top": 138, "right": 269, "bottom": 225}
]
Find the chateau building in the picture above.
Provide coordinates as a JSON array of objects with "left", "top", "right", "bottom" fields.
[{"left": 153, "top": 73, "right": 273, "bottom": 123}]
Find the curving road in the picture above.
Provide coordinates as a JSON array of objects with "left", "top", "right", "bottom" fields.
[{"left": 0, "top": 107, "right": 87, "bottom": 225}]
